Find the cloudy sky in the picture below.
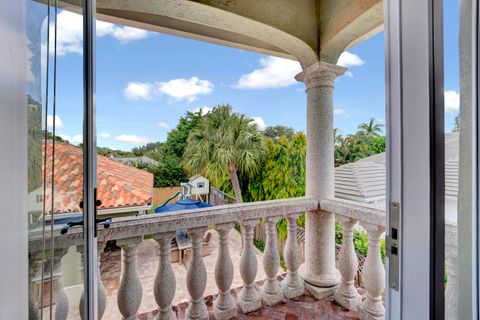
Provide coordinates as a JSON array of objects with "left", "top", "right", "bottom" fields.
[{"left": 42, "top": 1, "right": 460, "bottom": 150}]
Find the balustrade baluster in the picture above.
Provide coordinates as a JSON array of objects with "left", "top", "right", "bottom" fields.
[
  {"left": 154, "top": 232, "right": 177, "bottom": 320},
  {"left": 186, "top": 227, "right": 208, "bottom": 320},
  {"left": 213, "top": 223, "right": 236, "bottom": 320},
  {"left": 117, "top": 237, "right": 143, "bottom": 320},
  {"left": 282, "top": 213, "right": 304, "bottom": 298},
  {"left": 29, "top": 251, "right": 42, "bottom": 320},
  {"left": 79, "top": 243, "right": 107, "bottom": 320},
  {"left": 54, "top": 248, "right": 70, "bottom": 320},
  {"left": 334, "top": 216, "right": 361, "bottom": 310},
  {"left": 261, "top": 216, "right": 284, "bottom": 305},
  {"left": 359, "top": 223, "right": 385, "bottom": 320},
  {"left": 238, "top": 219, "right": 261, "bottom": 313}
]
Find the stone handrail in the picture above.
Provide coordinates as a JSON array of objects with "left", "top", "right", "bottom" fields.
[
  {"left": 28, "top": 197, "right": 317, "bottom": 320},
  {"left": 321, "top": 198, "right": 386, "bottom": 320}
]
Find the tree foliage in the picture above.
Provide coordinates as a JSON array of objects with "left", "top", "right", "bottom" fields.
[
  {"left": 263, "top": 125, "right": 295, "bottom": 140},
  {"left": 183, "top": 104, "right": 267, "bottom": 202}
]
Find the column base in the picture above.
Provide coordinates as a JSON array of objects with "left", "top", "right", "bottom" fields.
[
  {"left": 360, "top": 308, "right": 385, "bottom": 320},
  {"left": 299, "top": 264, "right": 340, "bottom": 287},
  {"left": 334, "top": 291, "right": 362, "bottom": 310},
  {"left": 213, "top": 303, "right": 237, "bottom": 320},
  {"left": 281, "top": 280, "right": 304, "bottom": 299},
  {"left": 304, "top": 282, "right": 337, "bottom": 300},
  {"left": 261, "top": 288, "right": 285, "bottom": 306},
  {"left": 237, "top": 297, "right": 261, "bottom": 314}
]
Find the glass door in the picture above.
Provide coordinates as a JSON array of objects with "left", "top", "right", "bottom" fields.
[
  {"left": 385, "top": 0, "right": 479, "bottom": 318},
  {"left": 26, "top": 0, "right": 99, "bottom": 319}
]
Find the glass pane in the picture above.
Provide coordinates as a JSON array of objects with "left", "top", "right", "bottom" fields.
[{"left": 27, "top": 2, "right": 85, "bottom": 319}]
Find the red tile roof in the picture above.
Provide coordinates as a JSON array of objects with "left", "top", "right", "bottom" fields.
[{"left": 43, "top": 141, "right": 153, "bottom": 213}]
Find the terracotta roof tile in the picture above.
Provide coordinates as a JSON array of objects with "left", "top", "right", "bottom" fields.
[{"left": 43, "top": 141, "right": 153, "bottom": 213}]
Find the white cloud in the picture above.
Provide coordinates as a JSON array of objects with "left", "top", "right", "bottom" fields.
[
  {"left": 192, "top": 106, "right": 213, "bottom": 115},
  {"left": 58, "top": 134, "right": 83, "bottom": 145},
  {"left": 43, "top": 11, "right": 150, "bottom": 56},
  {"left": 334, "top": 108, "right": 348, "bottom": 117},
  {"left": 445, "top": 90, "right": 460, "bottom": 113},
  {"left": 114, "top": 134, "right": 150, "bottom": 145},
  {"left": 337, "top": 51, "right": 365, "bottom": 68},
  {"left": 47, "top": 115, "right": 63, "bottom": 129},
  {"left": 157, "top": 77, "right": 214, "bottom": 103},
  {"left": 344, "top": 71, "right": 354, "bottom": 78},
  {"left": 157, "top": 122, "right": 170, "bottom": 129},
  {"left": 250, "top": 117, "right": 266, "bottom": 131},
  {"left": 99, "top": 132, "right": 111, "bottom": 139},
  {"left": 124, "top": 82, "right": 154, "bottom": 101},
  {"left": 234, "top": 56, "right": 302, "bottom": 89}
]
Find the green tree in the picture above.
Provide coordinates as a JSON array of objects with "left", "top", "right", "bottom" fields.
[
  {"left": 357, "top": 118, "right": 384, "bottom": 136},
  {"left": 263, "top": 125, "right": 295, "bottom": 140},
  {"left": 183, "top": 105, "right": 266, "bottom": 203},
  {"left": 452, "top": 114, "right": 460, "bottom": 132}
]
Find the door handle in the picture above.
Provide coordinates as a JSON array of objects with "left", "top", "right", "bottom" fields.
[{"left": 61, "top": 193, "right": 111, "bottom": 235}]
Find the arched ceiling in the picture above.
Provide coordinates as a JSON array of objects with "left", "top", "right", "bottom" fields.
[{"left": 59, "top": 0, "right": 384, "bottom": 68}]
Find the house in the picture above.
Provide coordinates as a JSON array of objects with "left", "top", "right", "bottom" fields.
[
  {"left": 188, "top": 174, "right": 210, "bottom": 196},
  {"left": 334, "top": 132, "right": 459, "bottom": 223},
  {"left": 33, "top": 141, "right": 154, "bottom": 219}
]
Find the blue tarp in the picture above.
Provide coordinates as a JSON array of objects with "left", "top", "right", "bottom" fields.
[{"left": 154, "top": 197, "right": 212, "bottom": 213}]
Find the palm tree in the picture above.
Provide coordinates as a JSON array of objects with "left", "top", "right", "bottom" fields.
[
  {"left": 357, "top": 118, "right": 384, "bottom": 136},
  {"left": 183, "top": 104, "right": 266, "bottom": 203}
]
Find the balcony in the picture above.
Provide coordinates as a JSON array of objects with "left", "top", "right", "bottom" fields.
[{"left": 29, "top": 197, "right": 387, "bottom": 320}]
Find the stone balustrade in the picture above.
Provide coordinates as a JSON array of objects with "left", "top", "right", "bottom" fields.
[
  {"left": 321, "top": 198, "right": 386, "bottom": 320},
  {"left": 28, "top": 197, "right": 317, "bottom": 320}
]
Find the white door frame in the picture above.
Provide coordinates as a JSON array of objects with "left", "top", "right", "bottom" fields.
[{"left": 385, "top": 0, "right": 447, "bottom": 318}]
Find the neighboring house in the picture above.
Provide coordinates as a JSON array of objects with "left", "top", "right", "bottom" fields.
[
  {"left": 30, "top": 141, "right": 154, "bottom": 220},
  {"left": 114, "top": 156, "right": 159, "bottom": 167},
  {"left": 334, "top": 132, "right": 459, "bottom": 223},
  {"left": 189, "top": 174, "right": 210, "bottom": 196}
]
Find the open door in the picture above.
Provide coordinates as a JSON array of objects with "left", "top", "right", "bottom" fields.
[{"left": 385, "top": 0, "right": 479, "bottom": 318}]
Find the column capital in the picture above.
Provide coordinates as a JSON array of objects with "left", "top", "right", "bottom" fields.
[{"left": 295, "top": 61, "right": 347, "bottom": 89}]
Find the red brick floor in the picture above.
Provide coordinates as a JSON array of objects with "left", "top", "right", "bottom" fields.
[{"left": 138, "top": 283, "right": 362, "bottom": 320}]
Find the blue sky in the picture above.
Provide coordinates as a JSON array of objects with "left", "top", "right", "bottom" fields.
[{"left": 43, "top": 0, "right": 460, "bottom": 151}]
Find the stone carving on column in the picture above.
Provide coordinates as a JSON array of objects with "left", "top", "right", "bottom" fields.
[
  {"left": 53, "top": 248, "right": 70, "bottom": 320},
  {"left": 359, "top": 223, "right": 385, "bottom": 320},
  {"left": 334, "top": 216, "right": 361, "bottom": 310},
  {"left": 296, "top": 61, "right": 346, "bottom": 299},
  {"left": 154, "top": 232, "right": 177, "bottom": 320},
  {"left": 238, "top": 219, "right": 261, "bottom": 313},
  {"left": 117, "top": 236, "right": 143, "bottom": 320},
  {"left": 261, "top": 216, "right": 284, "bottom": 305},
  {"left": 79, "top": 243, "right": 107, "bottom": 320},
  {"left": 282, "top": 213, "right": 304, "bottom": 298},
  {"left": 186, "top": 227, "right": 208, "bottom": 320},
  {"left": 213, "top": 223, "right": 237, "bottom": 320}
]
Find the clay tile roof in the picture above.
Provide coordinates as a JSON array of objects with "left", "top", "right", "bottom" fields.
[{"left": 43, "top": 141, "right": 153, "bottom": 213}]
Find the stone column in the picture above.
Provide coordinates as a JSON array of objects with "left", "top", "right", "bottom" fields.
[
  {"left": 79, "top": 243, "right": 107, "bottom": 320},
  {"left": 154, "top": 232, "right": 176, "bottom": 320},
  {"left": 261, "top": 216, "right": 284, "bottom": 305},
  {"left": 213, "top": 223, "right": 236, "bottom": 320},
  {"left": 186, "top": 227, "right": 208, "bottom": 320},
  {"left": 282, "top": 213, "right": 304, "bottom": 298},
  {"left": 334, "top": 216, "right": 361, "bottom": 310},
  {"left": 238, "top": 219, "right": 261, "bottom": 313},
  {"left": 445, "top": 223, "right": 458, "bottom": 320},
  {"left": 117, "top": 237, "right": 143, "bottom": 320},
  {"left": 359, "top": 223, "right": 385, "bottom": 320},
  {"left": 296, "top": 61, "right": 346, "bottom": 299}
]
